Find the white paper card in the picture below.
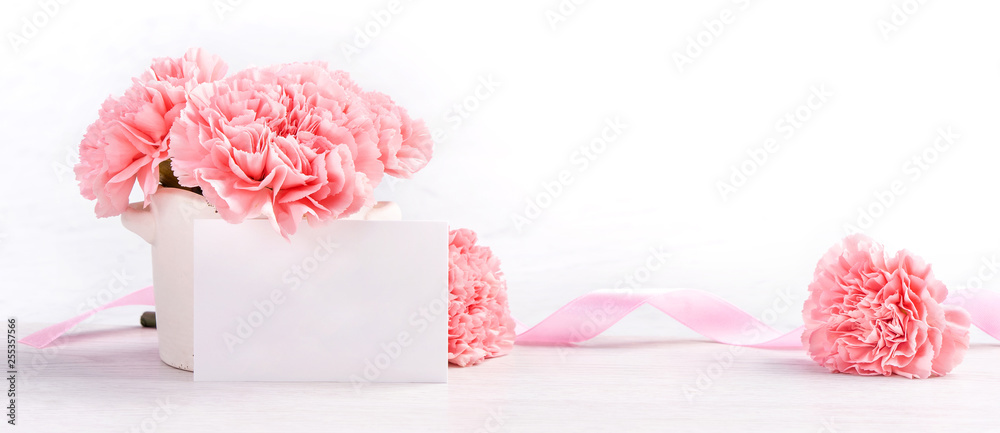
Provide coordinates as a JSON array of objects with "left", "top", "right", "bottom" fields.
[{"left": 192, "top": 219, "right": 448, "bottom": 382}]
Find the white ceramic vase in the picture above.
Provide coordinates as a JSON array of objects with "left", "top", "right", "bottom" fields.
[{"left": 120, "top": 188, "right": 401, "bottom": 371}]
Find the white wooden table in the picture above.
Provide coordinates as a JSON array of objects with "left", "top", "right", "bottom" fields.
[{"left": 14, "top": 322, "right": 1000, "bottom": 432}]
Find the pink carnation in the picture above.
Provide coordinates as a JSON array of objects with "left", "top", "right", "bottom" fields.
[
  {"left": 331, "top": 70, "right": 433, "bottom": 178},
  {"left": 802, "top": 235, "right": 971, "bottom": 378},
  {"left": 148, "top": 48, "right": 229, "bottom": 91},
  {"left": 168, "top": 63, "right": 384, "bottom": 237},
  {"left": 361, "top": 91, "right": 433, "bottom": 178},
  {"left": 74, "top": 48, "right": 227, "bottom": 217},
  {"left": 448, "top": 228, "right": 516, "bottom": 367}
]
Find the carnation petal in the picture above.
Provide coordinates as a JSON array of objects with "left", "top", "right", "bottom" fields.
[{"left": 802, "top": 235, "right": 971, "bottom": 378}]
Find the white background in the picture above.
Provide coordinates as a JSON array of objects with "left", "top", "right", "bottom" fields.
[{"left": 2, "top": 0, "right": 999, "bottom": 431}]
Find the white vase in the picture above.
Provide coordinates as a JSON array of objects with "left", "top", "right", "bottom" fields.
[{"left": 120, "top": 188, "right": 401, "bottom": 371}]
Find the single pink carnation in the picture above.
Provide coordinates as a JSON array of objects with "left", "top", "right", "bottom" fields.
[
  {"left": 448, "top": 228, "right": 516, "bottom": 367},
  {"left": 148, "top": 48, "right": 229, "bottom": 91},
  {"left": 74, "top": 48, "right": 227, "bottom": 217},
  {"left": 361, "top": 91, "right": 433, "bottom": 178},
  {"left": 802, "top": 235, "right": 971, "bottom": 378},
  {"left": 331, "top": 70, "right": 433, "bottom": 178},
  {"left": 168, "top": 63, "right": 383, "bottom": 237}
]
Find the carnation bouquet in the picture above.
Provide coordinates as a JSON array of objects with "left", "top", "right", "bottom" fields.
[
  {"left": 75, "top": 48, "right": 433, "bottom": 238},
  {"left": 73, "top": 48, "right": 516, "bottom": 367}
]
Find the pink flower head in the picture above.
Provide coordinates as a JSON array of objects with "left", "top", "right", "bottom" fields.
[
  {"left": 74, "top": 48, "right": 227, "bottom": 217},
  {"left": 331, "top": 70, "right": 433, "bottom": 178},
  {"left": 168, "top": 63, "right": 385, "bottom": 237},
  {"left": 448, "top": 228, "right": 516, "bottom": 367},
  {"left": 148, "top": 48, "right": 229, "bottom": 91},
  {"left": 361, "top": 91, "right": 433, "bottom": 178},
  {"left": 802, "top": 235, "right": 971, "bottom": 378}
]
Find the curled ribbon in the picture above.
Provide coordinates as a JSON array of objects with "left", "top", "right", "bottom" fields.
[
  {"left": 18, "top": 287, "right": 156, "bottom": 348},
  {"left": 20, "top": 286, "right": 1000, "bottom": 350},
  {"left": 514, "top": 289, "right": 804, "bottom": 348}
]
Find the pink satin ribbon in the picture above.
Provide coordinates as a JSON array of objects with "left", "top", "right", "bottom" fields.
[
  {"left": 945, "top": 291, "right": 1000, "bottom": 341},
  {"left": 19, "top": 286, "right": 1000, "bottom": 350},
  {"left": 515, "top": 289, "right": 804, "bottom": 348},
  {"left": 18, "top": 286, "right": 155, "bottom": 348}
]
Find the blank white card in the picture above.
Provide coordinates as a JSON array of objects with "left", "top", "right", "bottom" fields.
[{"left": 193, "top": 219, "right": 448, "bottom": 383}]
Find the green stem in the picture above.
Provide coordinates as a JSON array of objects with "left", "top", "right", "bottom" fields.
[{"left": 159, "top": 160, "right": 202, "bottom": 195}]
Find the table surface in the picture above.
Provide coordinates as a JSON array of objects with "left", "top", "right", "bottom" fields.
[{"left": 13, "top": 322, "right": 1000, "bottom": 432}]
